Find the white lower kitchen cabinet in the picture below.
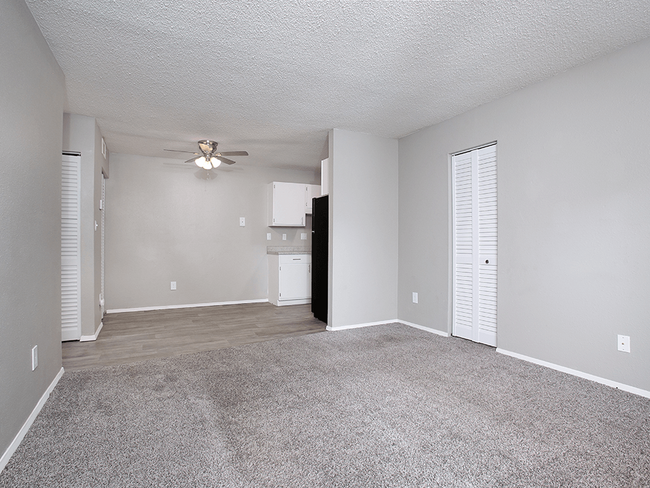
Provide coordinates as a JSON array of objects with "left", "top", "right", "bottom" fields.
[{"left": 268, "top": 254, "right": 311, "bottom": 306}]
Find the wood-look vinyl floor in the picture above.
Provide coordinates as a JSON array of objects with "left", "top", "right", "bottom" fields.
[{"left": 62, "top": 303, "right": 326, "bottom": 372}]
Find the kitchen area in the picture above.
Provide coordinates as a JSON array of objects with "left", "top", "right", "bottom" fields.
[{"left": 267, "top": 169, "right": 328, "bottom": 323}]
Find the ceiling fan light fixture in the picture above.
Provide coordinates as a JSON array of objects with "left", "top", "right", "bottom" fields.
[
  {"left": 195, "top": 156, "right": 212, "bottom": 170},
  {"left": 174, "top": 140, "right": 248, "bottom": 169}
]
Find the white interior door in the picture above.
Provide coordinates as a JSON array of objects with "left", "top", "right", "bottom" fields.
[
  {"left": 61, "top": 154, "right": 81, "bottom": 341},
  {"left": 452, "top": 144, "right": 497, "bottom": 347}
]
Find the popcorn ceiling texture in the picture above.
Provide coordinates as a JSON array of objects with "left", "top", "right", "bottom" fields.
[{"left": 25, "top": 0, "right": 650, "bottom": 170}]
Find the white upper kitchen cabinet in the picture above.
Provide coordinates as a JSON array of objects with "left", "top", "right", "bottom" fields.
[
  {"left": 305, "top": 184, "right": 321, "bottom": 215},
  {"left": 268, "top": 182, "right": 306, "bottom": 227}
]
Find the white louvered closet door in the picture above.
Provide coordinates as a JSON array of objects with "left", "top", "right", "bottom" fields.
[
  {"left": 61, "top": 154, "right": 81, "bottom": 341},
  {"left": 452, "top": 144, "right": 497, "bottom": 347}
]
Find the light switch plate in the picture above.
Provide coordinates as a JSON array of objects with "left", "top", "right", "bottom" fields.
[
  {"left": 412, "top": 292, "right": 418, "bottom": 304},
  {"left": 267, "top": 233, "right": 272, "bottom": 240},
  {"left": 171, "top": 281, "right": 177, "bottom": 291},
  {"left": 301, "top": 233, "right": 307, "bottom": 240},
  {"left": 239, "top": 217, "right": 245, "bottom": 227},
  {"left": 282, "top": 234, "right": 287, "bottom": 241}
]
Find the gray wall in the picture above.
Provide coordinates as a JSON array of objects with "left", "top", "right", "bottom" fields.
[
  {"left": 398, "top": 37, "right": 650, "bottom": 391},
  {"left": 329, "top": 129, "right": 399, "bottom": 328},
  {"left": 62, "top": 114, "right": 109, "bottom": 336},
  {"left": 105, "top": 153, "right": 318, "bottom": 309},
  {"left": 0, "top": 0, "right": 64, "bottom": 459}
]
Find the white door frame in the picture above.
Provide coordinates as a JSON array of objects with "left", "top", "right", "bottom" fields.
[{"left": 100, "top": 172, "right": 106, "bottom": 317}]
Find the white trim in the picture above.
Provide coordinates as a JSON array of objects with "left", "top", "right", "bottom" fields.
[
  {"left": 398, "top": 320, "right": 449, "bottom": 337},
  {"left": 0, "top": 367, "right": 64, "bottom": 473},
  {"left": 325, "top": 319, "right": 450, "bottom": 337},
  {"left": 450, "top": 140, "right": 498, "bottom": 157},
  {"left": 273, "top": 299, "right": 311, "bottom": 306},
  {"left": 497, "top": 348, "right": 650, "bottom": 399},
  {"left": 326, "top": 319, "right": 398, "bottom": 331},
  {"left": 106, "top": 298, "right": 269, "bottom": 314},
  {"left": 80, "top": 321, "right": 103, "bottom": 342},
  {"left": 447, "top": 153, "right": 454, "bottom": 337}
]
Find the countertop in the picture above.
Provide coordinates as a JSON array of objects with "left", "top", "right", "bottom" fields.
[{"left": 266, "top": 246, "right": 311, "bottom": 255}]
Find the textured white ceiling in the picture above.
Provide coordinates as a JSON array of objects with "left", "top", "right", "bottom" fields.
[{"left": 25, "top": 0, "right": 650, "bottom": 170}]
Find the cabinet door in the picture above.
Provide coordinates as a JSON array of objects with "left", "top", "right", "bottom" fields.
[
  {"left": 279, "top": 264, "right": 311, "bottom": 300},
  {"left": 270, "top": 182, "right": 305, "bottom": 226},
  {"left": 279, "top": 256, "right": 311, "bottom": 300}
]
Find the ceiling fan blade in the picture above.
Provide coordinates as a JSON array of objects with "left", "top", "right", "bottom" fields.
[
  {"left": 216, "top": 156, "right": 236, "bottom": 165},
  {"left": 164, "top": 149, "right": 199, "bottom": 155},
  {"left": 218, "top": 151, "right": 248, "bottom": 156},
  {"left": 185, "top": 156, "right": 201, "bottom": 164}
]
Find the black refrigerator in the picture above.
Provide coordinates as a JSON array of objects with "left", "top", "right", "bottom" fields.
[{"left": 311, "top": 195, "right": 328, "bottom": 323}]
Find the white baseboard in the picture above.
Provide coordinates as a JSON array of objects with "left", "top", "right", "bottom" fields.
[
  {"left": 398, "top": 320, "right": 449, "bottom": 337},
  {"left": 271, "top": 299, "right": 311, "bottom": 306},
  {"left": 497, "top": 348, "right": 650, "bottom": 399},
  {"left": 326, "top": 319, "right": 398, "bottom": 331},
  {"left": 106, "top": 298, "right": 268, "bottom": 314},
  {"left": 0, "top": 367, "right": 64, "bottom": 473},
  {"left": 80, "top": 321, "right": 103, "bottom": 342},
  {"left": 326, "top": 319, "right": 450, "bottom": 338},
  {"left": 327, "top": 319, "right": 449, "bottom": 337}
]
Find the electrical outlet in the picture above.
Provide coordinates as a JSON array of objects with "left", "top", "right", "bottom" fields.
[
  {"left": 412, "top": 292, "right": 418, "bottom": 304},
  {"left": 31, "top": 345, "right": 38, "bottom": 371},
  {"left": 239, "top": 217, "right": 245, "bottom": 227},
  {"left": 617, "top": 334, "right": 630, "bottom": 353},
  {"left": 267, "top": 233, "right": 272, "bottom": 240},
  {"left": 171, "top": 281, "right": 177, "bottom": 291}
]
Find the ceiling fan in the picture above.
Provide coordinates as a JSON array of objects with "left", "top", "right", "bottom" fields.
[{"left": 164, "top": 140, "right": 248, "bottom": 170}]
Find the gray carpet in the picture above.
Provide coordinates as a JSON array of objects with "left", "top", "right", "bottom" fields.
[{"left": 1, "top": 324, "right": 649, "bottom": 487}]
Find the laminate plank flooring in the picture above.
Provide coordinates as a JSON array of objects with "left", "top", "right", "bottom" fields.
[{"left": 62, "top": 303, "right": 326, "bottom": 371}]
